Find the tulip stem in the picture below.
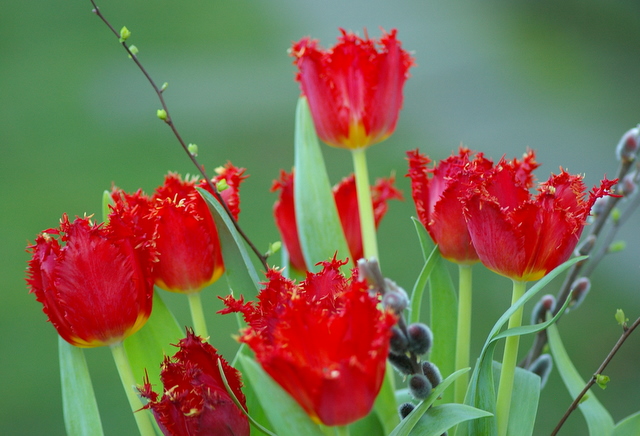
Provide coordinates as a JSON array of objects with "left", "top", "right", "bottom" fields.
[
  {"left": 454, "top": 264, "right": 473, "bottom": 404},
  {"left": 351, "top": 148, "right": 378, "bottom": 261},
  {"left": 110, "top": 341, "right": 156, "bottom": 436},
  {"left": 496, "top": 279, "right": 527, "bottom": 436},
  {"left": 334, "top": 425, "right": 350, "bottom": 436},
  {"left": 187, "top": 291, "right": 209, "bottom": 339}
]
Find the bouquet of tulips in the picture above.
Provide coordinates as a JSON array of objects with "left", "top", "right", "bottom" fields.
[{"left": 25, "top": 3, "right": 640, "bottom": 436}]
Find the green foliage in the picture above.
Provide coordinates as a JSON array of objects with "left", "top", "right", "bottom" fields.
[
  {"left": 547, "top": 323, "right": 614, "bottom": 435},
  {"left": 493, "top": 361, "right": 541, "bottom": 436},
  {"left": 58, "top": 337, "right": 105, "bottom": 436},
  {"left": 293, "top": 97, "right": 351, "bottom": 273},
  {"left": 613, "top": 411, "right": 640, "bottom": 436}
]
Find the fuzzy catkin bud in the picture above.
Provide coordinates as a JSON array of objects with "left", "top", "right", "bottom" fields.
[
  {"left": 407, "top": 323, "right": 433, "bottom": 355},
  {"left": 616, "top": 126, "right": 640, "bottom": 162},
  {"left": 622, "top": 173, "right": 637, "bottom": 197},
  {"left": 528, "top": 354, "right": 553, "bottom": 388},
  {"left": 421, "top": 361, "right": 442, "bottom": 388},
  {"left": 382, "top": 289, "right": 408, "bottom": 314},
  {"left": 531, "top": 294, "right": 556, "bottom": 325},
  {"left": 409, "top": 374, "right": 432, "bottom": 400},
  {"left": 389, "top": 327, "right": 409, "bottom": 355},
  {"left": 387, "top": 352, "right": 413, "bottom": 376},
  {"left": 567, "top": 277, "right": 591, "bottom": 313},
  {"left": 398, "top": 402, "right": 415, "bottom": 419}
]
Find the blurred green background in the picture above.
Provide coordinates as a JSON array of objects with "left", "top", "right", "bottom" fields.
[{"left": 3, "top": 0, "right": 640, "bottom": 434}]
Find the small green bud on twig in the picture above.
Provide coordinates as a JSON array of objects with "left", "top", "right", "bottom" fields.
[
  {"left": 156, "top": 109, "right": 168, "bottom": 121},
  {"left": 608, "top": 240, "right": 626, "bottom": 253},
  {"left": 595, "top": 374, "right": 610, "bottom": 390},
  {"left": 161, "top": 82, "right": 169, "bottom": 92},
  {"left": 119, "top": 26, "right": 131, "bottom": 42},
  {"left": 267, "top": 241, "right": 281, "bottom": 256},
  {"left": 187, "top": 143, "right": 198, "bottom": 157},
  {"left": 615, "top": 309, "right": 628, "bottom": 329},
  {"left": 128, "top": 45, "right": 139, "bottom": 58},
  {"left": 216, "top": 179, "right": 229, "bottom": 192}
]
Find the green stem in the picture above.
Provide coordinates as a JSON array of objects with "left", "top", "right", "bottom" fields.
[
  {"left": 351, "top": 148, "right": 378, "bottom": 260},
  {"left": 496, "top": 280, "right": 527, "bottom": 436},
  {"left": 334, "top": 425, "right": 351, "bottom": 436},
  {"left": 454, "top": 264, "right": 473, "bottom": 404},
  {"left": 187, "top": 291, "right": 209, "bottom": 338},
  {"left": 110, "top": 341, "right": 156, "bottom": 436}
]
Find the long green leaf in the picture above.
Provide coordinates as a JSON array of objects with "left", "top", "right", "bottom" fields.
[
  {"left": 547, "top": 323, "right": 614, "bottom": 435},
  {"left": 409, "top": 404, "right": 493, "bottom": 436},
  {"left": 428, "top": 253, "right": 457, "bottom": 403},
  {"left": 59, "top": 337, "right": 105, "bottom": 436},
  {"left": 293, "top": 97, "right": 351, "bottom": 272},
  {"left": 389, "top": 368, "right": 473, "bottom": 436},
  {"left": 198, "top": 188, "right": 260, "bottom": 297},
  {"left": 613, "top": 411, "right": 640, "bottom": 436},
  {"left": 124, "top": 291, "right": 183, "bottom": 387},
  {"left": 492, "top": 361, "right": 541, "bottom": 436},
  {"left": 412, "top": 217, "right": 435, "bottom": 259},
  {"left": 409, "top": 221, "right": 439, "bottom": 325},
  {"left": 237, "top": 353, "right": 326, "bottom": 436},
  {"left": 461, "top": 256, "right": 587, "bottom": 436}
]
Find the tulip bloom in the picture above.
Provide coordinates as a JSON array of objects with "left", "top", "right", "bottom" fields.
[
  {"left": 291, "top": 29, "right": 414, "bottom": 149},
  {"left": 406, "top": 148, "right": 499, "bottom": 264},
  {"left": 26, "top": 214, "right": 155, "bottom": 347},
  {"left": 272, "top": 171, "right": 401, "bottom": 272},
  {"left": 148, "top": 164, "right": 246, "bottom": 293},
  {"left": 139, "top": 329, "right": 250, "bottom": 436},
  {"left": 220, "top": 258, "right": 397, "bottom": 426},
  {"left": 463, "top": 152, "right": 617, "bottom": 281}
]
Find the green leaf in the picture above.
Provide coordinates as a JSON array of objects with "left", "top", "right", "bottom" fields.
[
  {"left": 461, "top": 256, "right": 587, "bottom": 436},
  {"left": 293, "top": 97, "right": 351, "bottom": 272},
  {"left": 59, "top": 337, "right": 105, "bottom": 436},
  {"left": 409, "top": 220, "right": 439, "bottom": 325},
  {"left": 389, "top": 368, "right": 475, "bottom": 436},
  {"left": 124, "top": 291, "right": 183, "bottom": 387},
  {"left": 547, "top": 323, "right": 615, "bottom": 435},
  {"left": 198, "top": 187, "right": 260, "bottom": 298},
  {"left": 412, "top": 217, "right": 435, "bottom": 259},
  {"left": 373, "top": 366, "right": 400, "bottom": 435},
  {"left": 613, "top": 411, "right": 640, "bottom": 436},
  {"left": 428, "top": 252, "right": 457, "bottom": 404},
  {"left": 408, "top": 404, "right": 493, "bottom": 436},
  {"left": 236, "top": 353, "right": 326, "bottom": 436},
  {"left": 492, "top": 361, "right": 541, "bottom": 436}
]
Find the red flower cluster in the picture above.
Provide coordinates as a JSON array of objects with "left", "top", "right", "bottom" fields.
[
  {"left": 408, "top": 148, "right": 617, "bottom": 281},
  {"left": 139, "top": 329, "right": 250, "bottom": 436},
  {"left": 291, "top": 29, "right": 414, "bottom": 149},
  {"left": 111, "top": 164, "right": 246, "bottom": 293},
  {"left": 272, "top": 171, "right": 402, "bottom": 272},
  {"left": 26, "top": 214, "right": 155, "bottom": 347},
  {"left": 220, "top": 258, "right": 397, "bottom": 426}
]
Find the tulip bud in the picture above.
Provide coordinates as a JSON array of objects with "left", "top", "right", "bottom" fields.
[
  {"left": 398, "top": 402, "right": 415, "bottom": 419},
  {"left": 615, "top": 126, "right": 640, "bottom": 162},
  {"left": 407, "top": 323, "right": 433, "bottom": 355},
  {"left": 409, "top": 374, "right": 432, "bottom": 400}
]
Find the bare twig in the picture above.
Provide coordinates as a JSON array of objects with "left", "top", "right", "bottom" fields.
[
  {"left": 89, "top": 0, "right": 269, "bottom": 270},
  {"left": 550, "top": 315, "right": 640, "bottom": 435}
]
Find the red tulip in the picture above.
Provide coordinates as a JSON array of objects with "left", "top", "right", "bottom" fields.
[
  {"left": 406, "top": 148, "right": 500, "bottom": 264},
  {"left": 463, "top": 151, "right": 617, "bottom": 281},
  {"left": 291, "top": 28, "right": 414, "bottom": 149},
  {"left": 220, "top": 258, "right": 397, "bottom": 426},
  {"left": 139, "top": 329, "right": 250, "bottom": 436},
  {"left": 272, "top": 171, "right": 401, "bottom": 272},
  {"left": 26, "top": 213, "right": 155, "bottom": 347}
]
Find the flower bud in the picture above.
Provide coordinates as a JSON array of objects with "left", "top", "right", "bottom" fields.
[
  {"left": 188, "top": 143, "right": 198, "bottom": 157},
  {"left": 616, "top": 126, "right": 640, "bottom": 162},
  {"left": 407, "top": 323, "right": 433, "bottom": 355},
  {"left": 575, "top": 235, "right": 596, "bottom": 256},
  {"left": 590, "top": 197, "right": 608, "bottom": 218},
  {"left": 128, "top": 45, "right": 139, "bottom": 56},
  {"left": 387, "top": 352, "right": 413, "bottom": 376},
  {"left": 531, "top": 294, "right": 556, "bottom": 324},
  {"left": 398, "top": 402, "right": 415, "bottom": 419},
  {"left": 621, "top": 173, "right": 637, "bottom": 197},
  {"left": 389, "top": 326, "right": 409, "bottom": 355},
  {"left": 119, "top": 26, "right": 131, "bottom": 42},
  {"left": 382, "top": 288, "right": 409, "bottom": 314},
  {"left": 567, "top": 277, "right": 590, "bottom": 313},
  {"left": 421, "top": 361, "right": 442, "bottom": 388},
  {"left": 157, "top": 109, "right": 167, "bottom": 120},
  {"left": 357, "top": 258, "right": 385, "bottom": 291},
  {"left": 409, "top": 374, "right": 432, "bottom": 400},
  {"left": 528, "top": 354, "right": 553, "bottom": 388}
]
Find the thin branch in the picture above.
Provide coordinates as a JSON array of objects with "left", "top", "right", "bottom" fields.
[
  {"left": 89, "top": 0, "right": 269, "bottom": 270},
  {"left": 550, "top": 315, "right": 640, "bottom": 436}
]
